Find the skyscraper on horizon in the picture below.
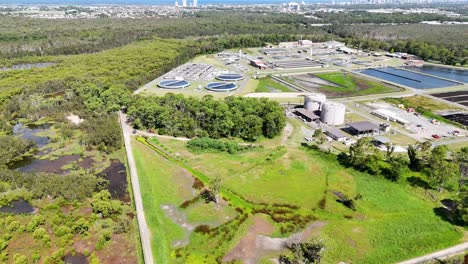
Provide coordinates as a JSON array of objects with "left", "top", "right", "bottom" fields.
[
  {"left": 182, "top": 0, "right": 187, "bottom": 7},
  {"left": 193, "top": 0, "right": 197, "bottom": 7}
]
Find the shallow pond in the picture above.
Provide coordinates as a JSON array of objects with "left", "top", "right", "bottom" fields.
[
  {"left": 63, "top": 252, "right": 88, "bottom": 264},
  {"left": 13, "top": 123, "right": 51, "bottom": 148},
  {"left": 98, "top": 160, "right": 129, "bottom": 202},
  {"left": 0, "top": 199, "right": 34, "bottom": 214}
]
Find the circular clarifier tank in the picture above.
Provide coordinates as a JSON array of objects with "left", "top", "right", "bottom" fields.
[
  {"left": 158, "top": 79, "right": 190, "bottom": 89},
  {"left": 206, "top": 82, "right": 238, "bottom": 92},
  {"left": 215, "top": 73, "right": 244, "bottom": 81}
]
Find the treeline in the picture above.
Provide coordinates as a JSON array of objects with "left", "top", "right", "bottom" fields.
[
  {"left": 340, "top": 138, "right": 463, "bottom": 192},
  {"left": 339, "top": 138, "right": 467, "bottom": 225},
  {"left": 0, "top": 13, "right": 330, "bottom": 59},
  {"left": 187, "top": 137, "right": 258, "bottom": 154},
  {"left": 127, "top": 94, "right": 286, "bottom": 141},
  {"left": 313, "top": 11, "right": 466, "bottom": 24},
  {"left": 330, "top": 24, "right": 467, "bottom": 65}
]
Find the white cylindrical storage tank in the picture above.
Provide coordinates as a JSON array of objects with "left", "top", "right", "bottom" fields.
[
  {"left": 321, "top": 102, "right": 346, "bottom": 125},
  {"left": 304, "top": 93, "right": 326, "bottom": 111}
]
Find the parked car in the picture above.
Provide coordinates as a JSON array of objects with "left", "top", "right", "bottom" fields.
[{"left": 432, "top": 134, "right": 440, "bottom": 139}]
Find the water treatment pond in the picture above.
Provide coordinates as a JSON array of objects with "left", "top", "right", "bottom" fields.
[
  {"left": 0, "top": 199, "right": 35, "bottom": 214},
  {"left": 403, "top": 65, "right": 468, "bottom": 83},
  {"left": 358, "top": 67, "right": 460, "bottom": 89}
]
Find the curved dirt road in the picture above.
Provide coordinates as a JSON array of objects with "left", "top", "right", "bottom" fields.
[{"left": 119, "top": 112, "right": 154, "bottom": 264}]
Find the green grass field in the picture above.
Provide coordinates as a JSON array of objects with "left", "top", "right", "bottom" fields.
[
  {"left": 313, "top": 72, "right": 398, "bottom": 97},
  {"left": 255, "top": 77, "right": 293, "bottom": 92},
  {"left": 132, "top": 135, "right": 464, "bottom": 263}
]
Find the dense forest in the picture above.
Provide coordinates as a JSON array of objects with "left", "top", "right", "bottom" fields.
[
  {"left": 127, "top": 94, "right": 286, "bottom": 141},
  {"left": 0, "top": 11, "right": 466, "bottom": 66},
  {"left": 0, "top": 13, "right": 330, "bottom": 59},
  {"left": 330, "top": 24, "right": 468, "bottom": 65}
]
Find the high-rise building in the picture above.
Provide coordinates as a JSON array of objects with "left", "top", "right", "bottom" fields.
[
  {"left": 193, "top": 0, "right": 197, "bottom": 7},
  {"left": 182, "top": 0, "right": 187, "bottom": 7}
]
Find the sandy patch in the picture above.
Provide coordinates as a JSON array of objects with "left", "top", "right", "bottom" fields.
[{"left": 67, "top": 113, "right": 84, "bottom": 125}]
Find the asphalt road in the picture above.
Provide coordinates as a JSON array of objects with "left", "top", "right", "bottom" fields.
[
  {"left": 397, "top": 242, "right": 468, "bottom": 264},
  {"left": 119, "top": 112, "right": 154, "bottom": 264}
]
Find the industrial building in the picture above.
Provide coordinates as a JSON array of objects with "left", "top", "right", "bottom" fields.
[
  {"left": 295, "top": 108, "right": 320, "bottom": 122},
  {"left": 325, "top": 127, "right": 348, "bottom": 141},
  {"left": 371, "top": 108, "right": 410, "bottom": 125},
  {"left": 250, "top": 59, "right": 267, "bottom": 70},
  {"left": 346, "top": 121, "right": 379, "bottom": 136},
  {"left": 259, "top": 48, "right": 288, "bottom": 56},
  {"left": 321, "top": 102, "right": 346, "bottom": 125},
  {"left": 272, "top": 59, "right": 323, "bottom": 69}
]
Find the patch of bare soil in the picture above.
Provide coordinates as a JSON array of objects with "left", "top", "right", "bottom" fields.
[
  {"left": 281, "top": 122, "right": 293, "bottom": 146},
  {"left": 223, "top": 215, "right": 326, "bottom": 264},
  {"left": 96, "top": 234, "right": 138, "bottom": 264},
  {"left": 67, "top": 113, "right": 84, "bottom": 125}
]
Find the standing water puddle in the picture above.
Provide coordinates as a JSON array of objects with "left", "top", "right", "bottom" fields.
[
  {"left": 0, "top": 199, "right": 35, "bottom": 214},
  {"left": 13, "top": 123, "right": 51, "bottom": 148},
  {"left": 98, "top": 160, "right": 129, "bottom": 202},
  {"left": 63, "top": 252, "right": 88, "bottom": 264}
]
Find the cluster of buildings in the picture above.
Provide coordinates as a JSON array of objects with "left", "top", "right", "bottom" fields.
[
  {"left": 294, "top": 94, "right": 396, "bottom": 143},
  {"left": 175, "top": 0, "right": 198, "bottom": 8},
  {"left": 0, "top": 5, "right": 182, "bottom": 18}
]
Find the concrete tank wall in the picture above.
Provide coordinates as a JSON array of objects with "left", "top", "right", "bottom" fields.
[
  {"left": 304, "top": 93, "right": 326, "bottom": 111},
  {"left": 320, "top": 102, "right": 346, "bottom": 125}
]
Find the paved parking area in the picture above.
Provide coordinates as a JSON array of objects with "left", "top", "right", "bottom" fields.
[{"left": 366, "top": 101, "right": 465, "bottom": 140}]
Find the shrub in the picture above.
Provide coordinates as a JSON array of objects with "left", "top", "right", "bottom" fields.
[
  {"left": 13, "top": 254, "right": 28, "bottom": 264},
  {"left": 187, "top": 137, "right": 256, "bottom": 154},
  {"left": 113, "top": 215, "right": 130, "bottom": 234},
  {"left": 27, "top": 216, "right": 45, "bottom": 233},
  {"left": 91, "top": 190, "right": 122, "bottom": 218},
  {"left": 6, "top": 221, "right": 20, "bottom": 232},
  {"left": 72, "top": 218, "right": 89, "bottom": 235},
  {"left": 32, "top": 251, "right": 41, "bottom": 263},
  {"left": 55, "top": 226, "right": 71, "bottom": 237}
]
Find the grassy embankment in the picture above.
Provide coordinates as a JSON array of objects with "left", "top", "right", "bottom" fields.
[
  {"left": 313, "top": 72, "right": 398, "bottom": 96},
  {"left": 255, "top": 77, "right": 294, "bottom": 92},
  {"left": 132, "top": 134, "right": 463, "bottom": 263}
]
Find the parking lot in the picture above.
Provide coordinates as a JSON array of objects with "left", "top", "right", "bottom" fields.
[{"left": 365, "top": 101, "right": 465, "bottom": 140}]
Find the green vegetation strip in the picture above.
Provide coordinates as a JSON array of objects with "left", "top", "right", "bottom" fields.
[
  {"left": 136, "top": 137, "right": 254, "bottom": 210},
  {"left": 255, "top": 77, "right": 293, "bottom": 92},
  {"left": 314, "top": 72, "right": 397, "bottom": 96}
]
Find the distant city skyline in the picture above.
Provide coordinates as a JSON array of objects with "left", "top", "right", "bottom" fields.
[{"left": 0, "top": 0, "right": 466, "bottom": 5}]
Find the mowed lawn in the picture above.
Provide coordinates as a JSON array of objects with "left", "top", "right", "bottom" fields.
[
  {"left": 255, "top": 77, "right": 293, "bottom": 92},
  {"left": 314, "top": 72, "right": 398, "bottom": 96},
  {"left": 137, "top": 137, "right": 464, "bottom": 263},
  {"left": 132, "top": 138, "right": 190, "bottom": 263}
]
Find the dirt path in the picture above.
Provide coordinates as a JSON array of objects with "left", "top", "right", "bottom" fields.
[
  {"left": 119, "top": 112, "right": 154, "bottom": 264},
  {"left": 281, "top": 122, "right": 293, "bottom": 146},
  {"left": 397, "top": 242, "right": 468, "bottom": 264}
]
